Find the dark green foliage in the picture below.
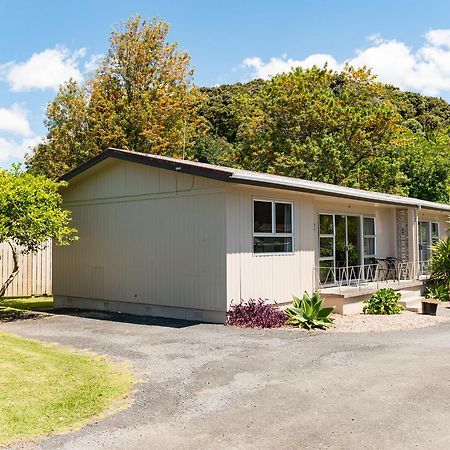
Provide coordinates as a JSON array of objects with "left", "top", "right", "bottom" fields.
[
  {"left": 199, "top": 80, "right": 265, "bottom": 143},
  {"left": 430, "top": 237, "right": 450, "bottom": 290},
  {"left": 363, "top": 288, "right": 404, "bottom": 315},
  {"left": 191, "top": 134, "right": 235, "bottom": 166},
  {"left": 389, "top": 88, "right": 450, "bottom": 136},
  {"left": 285, "top": 292, "right": 334, "bottom": 330},
  {"left": 424, "top": 284, "right": 449, "bottom": 302},
  {"left": 25, "top": 13, "right": 450, "bottom": 205},
  {"left": 196, "top": 71, "right": 450, "bottom": 204},
  {"left": 398, "top": 131, "right": 450, "bottom": 203}
]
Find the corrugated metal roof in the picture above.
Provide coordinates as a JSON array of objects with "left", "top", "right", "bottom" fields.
[{"left": 61, "top": 147, "right": 450, "bottom": 212}]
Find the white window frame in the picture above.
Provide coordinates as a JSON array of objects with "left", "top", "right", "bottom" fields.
[
  {"left": 318, "top": 213, "right": 335, "bottom": 265},
  {"left": 317, "top": 213, "right": 336, "bottom": 285},
  {"left": 363, "top": 216, "right": 377, "bottom": 264},
  {"left": 418, "top": 220, "right": 440, "bottom": 261},
  {"left": 252, "top": 199, "right": 294, "bottom": 255},
  {"left": 317, "top": 212, "right": 377, "bottom": 268},
  {"left": 431, "top": 221, "right": 440, "bottom": 244}
]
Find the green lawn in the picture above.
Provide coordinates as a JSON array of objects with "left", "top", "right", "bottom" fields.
[
  {"left": 1, "top": 296, "right": 53, "bottom": 311},
  {"left": 0, "top": 296, "right": 54, "bottom": 322},
  {"left": 0, "top": 332, "right": 133, "bottom": 446}
]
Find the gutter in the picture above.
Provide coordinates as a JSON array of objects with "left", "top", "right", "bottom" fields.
[
  {"left": 59, "top": 148, "right": 450, "bottom": 213},
  {"left": 230, "top": 173, "right": 450, "bottom": 212}
]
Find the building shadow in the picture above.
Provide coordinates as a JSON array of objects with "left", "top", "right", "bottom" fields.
[{"left": 46, "top": 307, "right": 206, "bottom": 328}]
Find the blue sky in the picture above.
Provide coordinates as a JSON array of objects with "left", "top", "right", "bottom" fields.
[{"left": 2, "top": 0, "right": 450, "bottom": 167}]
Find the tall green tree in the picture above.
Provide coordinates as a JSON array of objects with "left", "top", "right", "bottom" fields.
[
  {"left": 232, "top": 66, "right": 409, "bottom": 194},
  {"left": 27, "top": 16, "right": 206, "bottom": 179},
  {"left": 28, "top": 80, "right": 93, "bottom": 180},
  {"left": 0, "top": 167, "right": 77, "bottom": 297},
  {"left": 400, "top": 131, "right": 450, "bottom": 203},
  {"left": 199, "top": 79, "right": 266, "bottom": 143}
]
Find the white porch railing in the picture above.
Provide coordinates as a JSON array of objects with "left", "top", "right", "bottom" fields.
[{"left": 314, "top": 260, "right": 431, "bottom": 292}]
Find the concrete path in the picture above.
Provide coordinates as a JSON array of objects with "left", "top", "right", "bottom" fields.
[{"left": 3, "top": 311, "right": 450, "bottom": 450}]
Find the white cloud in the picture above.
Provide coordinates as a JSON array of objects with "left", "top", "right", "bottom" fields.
[
  {"left": 0, "top": 46, "right": 85, "bottom": 92},
  {"left": 0, "top": 102, "right": 40, "bottom": 165},
  {"left": 0, "top": 135, "right": 41, "bottom": 164},
  {"left": 84, "top": 53, "right": 103, "bottom": 74},
  {"left": 243, "top": 54, "right": 339, "bottom": 79},
  {"left": 0, "top": 103, "right": 32, "bottom": 136},
  {"left": 425, "top": 29, "right": 450, "bottom": 48},
  {"left": 242, "top": 29, "right": 450, "bottom": 97}
]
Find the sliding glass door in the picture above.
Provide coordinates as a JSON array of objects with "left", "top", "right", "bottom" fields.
[
  {"left": 418, "top": 221, "right": 439, "bottom": 262},
  {"left": 318, "top": 214, "right": 335, "bottom": 283},
  {"left": 318, "top": 214, "right": 375, "bottom": 284}
]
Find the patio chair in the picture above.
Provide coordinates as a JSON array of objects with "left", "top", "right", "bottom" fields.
[
  {"left": 375, "top": 258, "right": 390, "bottom": 281},
  {"left": 375, "top": 257, "right": 402, "bottom": 281},
  {"left": 385, "top": 256, "right": 402, "bottom": 280}
]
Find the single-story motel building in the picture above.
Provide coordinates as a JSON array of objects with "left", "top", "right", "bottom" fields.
[{"left": 54, "top": 148, "right": 450, "bottom": 322}]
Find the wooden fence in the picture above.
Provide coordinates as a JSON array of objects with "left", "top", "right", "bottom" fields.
[{"left": 0, "top": 242, "right": 52, "bottom": 297}]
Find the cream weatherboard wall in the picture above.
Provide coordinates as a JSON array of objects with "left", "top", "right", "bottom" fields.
[
  {"left": 418, "top": 209, "right": 448, "bottom": 238},
  {"left": 54, "top": 155, "right": 450, "bottom": 322},
  {"left": 54, "top": 158, "right": 228, "bottom": 322},
  {"left": 226, "top": 186, "right": 305, "bottom": 307},
  {"left": 225, "top": 185, "right": 397, "bottom": 307},
  {"left": 224, "top": 184, "right": 448, "bottom": 307}
]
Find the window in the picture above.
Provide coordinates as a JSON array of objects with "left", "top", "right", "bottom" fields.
[
  {"left": 253, "top": 200, "right": 293, "bottom": 253},
  {"left": 419, "top": 221, "right": 440, "bottom": 261},
  {"left": 317, "top": 213, "right": 376, "bottom": 284},
  {"left": 431, "top": 222, "right": 440, "bottom": 244},
  {"left": 363, "top": 217, "right": 376, "bottom": 266},
  {"left": 318, "top": 214, "right": 335, "bottom": 283}
]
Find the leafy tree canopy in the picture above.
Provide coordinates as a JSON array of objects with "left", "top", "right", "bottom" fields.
[
  {"left": 0, "top": 167, "right": 77, "bottom": 296},
  {"left": 27, "top": 16, "right": 206, "bottom": 179},
  {"left": 232, "top": 66, "right": 408, "bottom": 194},
  {"left": 25, "top": 15, "right": 450, "bottom": 203}
]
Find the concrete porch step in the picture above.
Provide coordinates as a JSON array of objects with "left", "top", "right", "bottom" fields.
[
  {"left": 399, "top": 289, "right": 424, "bottom": 300},
  {"left": 321, "top": 280, "right": 426, "bottom": 314},
  {"left": 320, "top": 280, "right": 423, "bottom": 299},
  {"left": 399, "top": 297, "right": 424, "bottom": 313}
]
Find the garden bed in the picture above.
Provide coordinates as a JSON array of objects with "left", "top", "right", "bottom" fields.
[{"left": 328, "top": 310, "right": 450, "bottom": 333}]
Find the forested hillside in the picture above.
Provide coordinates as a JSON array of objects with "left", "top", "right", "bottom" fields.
[
  {"left": 196, "top": 71, "right": 450, "bottom": 203},
  {"left": 26, "top": 16, "right": 450, "bottom": 204}
]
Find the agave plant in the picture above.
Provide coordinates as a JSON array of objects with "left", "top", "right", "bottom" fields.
[{"left": 285, "top": 292, "right": 334, "bottom": 330}]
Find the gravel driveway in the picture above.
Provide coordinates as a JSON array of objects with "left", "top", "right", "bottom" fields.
[{"left": 3, "top": 311, "right": 450, "bottom": 450}]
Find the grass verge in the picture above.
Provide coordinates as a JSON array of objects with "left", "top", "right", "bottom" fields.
[
  {"left": 1, "top": 296, "right": 53, "bottom": 311},
  {"left": 0, "top": 296, "right": 53, "bottom": 322},
  {"left": 0, "top": 332, "right": 133, "bottom": 446}
]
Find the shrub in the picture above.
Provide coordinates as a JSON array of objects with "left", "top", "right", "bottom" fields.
[
  {"left": 363, "top": 288, "right": 404, "bottom": 315},
  {"left": 424, "top": 284, "right": 449, "bottom": 302},
  {"left": 226, "top": 299, "right": 287, "bottom": 328},
  {"left": 430, "top": 237, "right": 450, "bottom": 290},
  {"left": 285, "top": 292, "right": 334, "bottom": 330}
]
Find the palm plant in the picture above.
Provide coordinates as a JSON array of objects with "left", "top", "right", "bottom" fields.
[
  {"left": 424, "top": 284, "right": 449, "bottom": 302},
  {"left": 430, "top": 237, "right": 450, "bottom": 290}
]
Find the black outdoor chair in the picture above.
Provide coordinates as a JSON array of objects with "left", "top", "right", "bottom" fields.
[{"left": 375, "top": 257, "right": 400, "bottom": 281}]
